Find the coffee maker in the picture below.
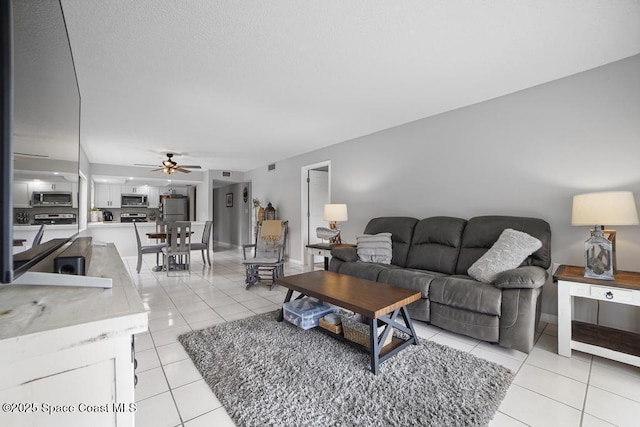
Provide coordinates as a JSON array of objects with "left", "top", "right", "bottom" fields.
[{"left": 103, "top": 210, "right": 114, "bottom": 222}]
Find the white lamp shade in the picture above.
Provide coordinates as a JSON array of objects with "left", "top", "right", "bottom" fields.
[
  {"left": 323, "top": 204, "right": 348, "bottom": 222},
  {"left": 571, "top": 191, "right": 640, "bottom": 226}
]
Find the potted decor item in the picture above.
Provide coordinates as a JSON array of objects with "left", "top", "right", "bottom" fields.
[{"left": 90, "top": 207, "right": 100, "bottom": 222}]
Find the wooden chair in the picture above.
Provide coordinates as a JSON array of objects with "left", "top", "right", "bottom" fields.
[
  {"left": 134, "top": 222, "right": 164, "bottom": 273},
  {"left": 162, "top": 221, "right": 192, "bottom": 276},
  {"left": 242, "top": 220, "right": 288, "bottom": 290},
  {"left": 191, "top": 220, "right": 213, "bottom": 267}
]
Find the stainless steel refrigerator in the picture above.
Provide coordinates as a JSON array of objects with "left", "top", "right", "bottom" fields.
[{"left": 161, "top": 196, "right": 188, "bottom": 222}]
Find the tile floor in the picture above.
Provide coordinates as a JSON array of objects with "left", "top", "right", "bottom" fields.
[{"left": 126, "top": 246, "right": 640, "bottom": 427}]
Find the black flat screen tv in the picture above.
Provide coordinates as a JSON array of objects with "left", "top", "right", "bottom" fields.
[{"left": 1, "top": 0, "right": 81, "bottom": 284}]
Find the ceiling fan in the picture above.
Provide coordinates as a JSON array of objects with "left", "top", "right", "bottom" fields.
[{"left": 136, "top": 153, "right": 202, "bottom": 174}]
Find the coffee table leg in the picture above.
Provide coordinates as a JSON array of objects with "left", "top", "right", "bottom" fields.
[
  {"left": 400, "top": 306, "right": 419, "bottom": 345},
  {"left": 370, "top": 319, "right": 380, "bottom": 374}
]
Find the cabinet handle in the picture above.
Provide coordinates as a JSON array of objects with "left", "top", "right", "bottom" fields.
[{"left": 605, "top": 291, "right": 614, "bottom": 300}]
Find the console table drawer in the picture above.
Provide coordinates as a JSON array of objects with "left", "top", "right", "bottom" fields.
[{"left": 590, "top": 286, "right": 633, "bottom": 302}]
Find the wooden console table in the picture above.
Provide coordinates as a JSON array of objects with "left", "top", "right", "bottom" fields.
[{"left": 555, "top": 265, "right": 640, "bottom": 367}]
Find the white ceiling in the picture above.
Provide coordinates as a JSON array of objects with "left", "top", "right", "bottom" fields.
[{"left": 57, "top": 0, "right": 640, "bottom": 173}]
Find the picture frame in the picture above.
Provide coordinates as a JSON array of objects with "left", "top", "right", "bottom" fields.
[{"left": 226, "top": 193, "right": 233, "bottom": 207}]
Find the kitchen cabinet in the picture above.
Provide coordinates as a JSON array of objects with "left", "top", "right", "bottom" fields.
[
  {"left": 31, "top": 180, "right": 73, "bottom": 192},
  {"left": 95, "top": 183, "right": 122, "bottom": 208},
  {"left": 120, "top": 185, "right": 150, "bottom": 195},
  {"left": 147, "top": 186, "right": 160, "bottom": 208},
  {"left": 13, "top": 181, "right": 31, "bottom": 208}
]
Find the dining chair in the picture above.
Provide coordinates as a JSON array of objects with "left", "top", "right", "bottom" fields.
[
  {"left": 242, "top": 220, "right": 288, "bottom": 290},
  {"left": 191, "top": 220, "right": 213, "bottom": 267},
  {"left": 134, "top": 222, "right": 164, "bottom": 273},
  {"left": 32, "top": 224, "right": 46, "bottom": 248},
  {"left": 162, "top": 221, "right": 192, "bottom": 276}
]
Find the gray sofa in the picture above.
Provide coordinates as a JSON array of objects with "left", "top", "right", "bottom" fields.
[{"left": 329, "top": 216, "right": 551, "bottom": 353}]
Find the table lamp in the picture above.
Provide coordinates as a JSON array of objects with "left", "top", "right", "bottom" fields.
[
  {"left": 571, "top": 191, "right": 639, "bottom": 279},
  {"left": 323, "top": 204, "right": 348, "bottom": 244}
]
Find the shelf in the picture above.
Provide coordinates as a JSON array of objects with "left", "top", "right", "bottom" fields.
[{"left": 573, "top": 321, "right": 640, "bottom": 358}]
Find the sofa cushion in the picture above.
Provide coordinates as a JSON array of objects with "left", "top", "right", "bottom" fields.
[
  {"left": 335, "top": 261, "right": 400, "bottom": 282},
  {"left": 377, "top": 268, "right": 445, "bottom": 298},
  {"left": 363, "top": 217, "right": 418, "bottom": 267},
  {"left": 494, "top": 266, "right": 548, "bottom": 289},
  {"left": 405, "top": 217, "right": 466, "bottom": 274},
  {"left": 467, "top": 229, "right": 542, "bottom": 284},
  {"left": 356, "top": 233, "right": 392, "bottom": 264},
  {"left": 456, "top": 216, "right": 552, "bottom": 275},
  {"left": 430, "top": 276, "right": 502, "bottom": 316}
]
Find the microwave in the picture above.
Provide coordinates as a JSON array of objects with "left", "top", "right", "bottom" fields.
[
  {"left": 32, "top": 191, "right": 73, "bottom": 207},
  {"left": 121, "top": 193, "right": 148, "bottom": 207}
]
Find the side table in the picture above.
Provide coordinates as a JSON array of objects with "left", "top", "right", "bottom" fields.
[
  {"left": 554, "top": 265, "right": 640, "bottom": 367},
  {"left": 306, "top": 243, "right": 356, "bottom": 271}
]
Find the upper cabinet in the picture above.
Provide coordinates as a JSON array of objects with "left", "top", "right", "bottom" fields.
[
  {"left": 121, "top": 185, "right": 149, "bottom": 195},
  {"left": 13, "top": 181, "right": 31, "bottom": 208},
  {"left": 94, "top": 184, "right": 121, "bottom": 208},
  {"left": 31, "top": 181, "right": 73, "bottom": 192}
]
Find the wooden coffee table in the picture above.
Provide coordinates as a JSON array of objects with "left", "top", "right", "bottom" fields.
[{"left": 275, "top": 270, "right": 421, "bottom": 374}]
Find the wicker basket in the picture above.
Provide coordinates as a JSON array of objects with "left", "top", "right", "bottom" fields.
[
  {"left": 319, "top": 317, "right": 343, "bottom": 335},
  {"left": 341, "top": 314, "right": 393, "bottom": 349}
]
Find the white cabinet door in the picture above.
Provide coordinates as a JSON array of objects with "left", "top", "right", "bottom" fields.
[
  {"left": 32, "top": 181, "right": 73, "bottom": 191},
  {"left": 121, "top": 185, "right": 149, "bottom": 195},
  {"left": 13, "top": 181, "right": 31, "bottom": 208},
  {"left": 95, "top": 184, "right": 122, "bottom": 208},
  {"left": 147, "top": 186, "right": 159, "bottom": 208}
]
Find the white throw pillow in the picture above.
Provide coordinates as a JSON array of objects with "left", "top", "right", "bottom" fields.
[
  {"left": 357, "top": 233, "right": 392, "bottom": 264},
  {"left": 467, "top": 228, "right": 542, "bottom": 284}
]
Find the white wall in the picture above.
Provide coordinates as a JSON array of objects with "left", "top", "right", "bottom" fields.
[
  {"left": 213, "top": 182, "right": 251, "bottom": 247},
  {"left": 247, "top": 54, "right": 640, "bottom": 329}
]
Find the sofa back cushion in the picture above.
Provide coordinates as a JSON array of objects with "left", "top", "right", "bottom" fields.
[
  {"left": 406, "top": 217, "right": 467, "bottom": 274},
  {"left": 455, "top": 216, "right": 552, "bottom": 275},
  {"left": 364, "top": 217, "right": 418, "bottom": 267}
]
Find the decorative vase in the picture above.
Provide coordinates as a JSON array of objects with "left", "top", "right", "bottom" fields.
[
  {"left": 265, "top": 202, "right": 276, "bottom": 220},
  {"left": 90, "top": 210, "right": 99, "bottom": 222}
]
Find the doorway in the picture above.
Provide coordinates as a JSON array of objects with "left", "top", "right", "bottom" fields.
[{"left": 301, "top": 161, "right": 330, "bottom": 267}]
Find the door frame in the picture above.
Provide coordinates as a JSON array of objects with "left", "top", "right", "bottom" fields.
[{"left": 301, "top": 160, "right": 331, "bottom": 267}]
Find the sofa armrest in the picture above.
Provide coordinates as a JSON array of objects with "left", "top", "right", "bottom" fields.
[
  {"left": 331, "top": 246, "right": 358, "bottom": 262},
  {"left": 493, "top": 266, "right": 548, "bottom": 289}
]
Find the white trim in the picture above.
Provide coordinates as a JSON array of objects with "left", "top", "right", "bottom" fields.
[{"left": 300, "top": 160, "right": 331, "bottom": 266}]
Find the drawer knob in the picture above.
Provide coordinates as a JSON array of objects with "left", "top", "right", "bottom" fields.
[{"left": 605, "top": 291, "right": 614, "bottom": 300}]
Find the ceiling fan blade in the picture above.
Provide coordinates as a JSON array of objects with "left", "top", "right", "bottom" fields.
[
  {"left": 134, "top": 163, "right": 161, "bottom": 167},
  {"left": 178, "top": 165, "right": 202, "bottom": 169},
  {"left": 149, "top": 168, "right": 165, "bottom": 172},
  {"left": 175, "top": 168, "right": 191, "bottom": 173}
]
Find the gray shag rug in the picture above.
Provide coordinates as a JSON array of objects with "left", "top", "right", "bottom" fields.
[{"left": 178, "top": 311, "right": 513, "bottom": 427}]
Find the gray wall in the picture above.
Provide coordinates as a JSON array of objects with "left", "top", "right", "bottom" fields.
[{"left": 247, "top": 54, "right": 640, "bottom": 329}]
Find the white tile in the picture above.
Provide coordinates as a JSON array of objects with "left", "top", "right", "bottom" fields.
[
  {"left": 148, "top": 314, "right": 188, "bottom": 333},
  {"left": 489, "top": 411, "right": 528, "bottom": 427},
  {"left": 135, "top": 391, "right": 181, "bottom": 427},
  {"left": 585, "top": 386, "right": 640, "bottom": 426},
  {"left": 471, "top": 347, "right": 522, "bottom": 373},
  {"left": 151, "top": 325, "right": 193, "bottom": 347},
  {"left": 427, "top": 333, "right": 475, "bottom": 353},
  {"left": 581, "top": 413, "right": 617, "bottom": 427},
  {"left": 136, "top": 348, "right": 161, "bottom": 372},
  {"left": 476, "top": 341, "right": 528, "bottom": 362},
  {"left": 513, "top": 364, "right": 587, "bottom": 409},
  {"left": 189, "top": 317, "right": 227, "bottom": 331},
  {"left": 163, "top": 358, "right": 203, "bottom": 389},
  {"left": 184, "top": 407, "right": 236, "bottom": 427},
  {"left": 135, "top": 332, "right": 155, "bottom": 351},
  {"left": 157, "top": 342, "right": 191, "bottom": 365},
  {"left": 239, "top": 297, "right": 273, "bottom": 310},
  {"left": 221, "top": 309, "right": 255, "bottom": 322},
  {"left": 172, "top": 379, "right": 222, "bottom": 422},
  {"left": 181, "top": 308, "right": 223, "bottom": 324},
  {"left": 589, "top": 359, "right": 640, "bottom": 402},
  {"left": 214, "top": 303, "right": 250, "bottom": 316},
  {"left": 135, "top": 367, "right": 169, "bottom": 401},
  {"left": 499, "top": 384, "right": 581, "bottom": 426},
  {"left": 524, "top": 346, "right": 591, "bottom": 383}
]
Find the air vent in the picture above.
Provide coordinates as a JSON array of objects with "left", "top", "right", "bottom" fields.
[
  {"left": 268, "top": 163, "right": 276, "bottom": 171},
  {"left": 222, "top": 171, "right": 231, "bottom": 177}
]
